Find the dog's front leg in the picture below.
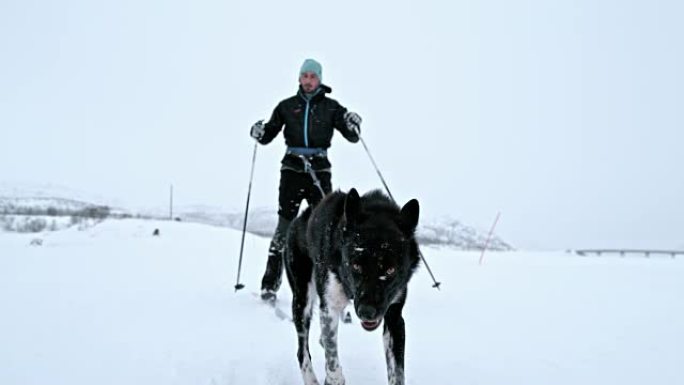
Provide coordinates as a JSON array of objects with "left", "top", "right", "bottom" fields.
[
  {"left": 319, "top": 274, "right": 348, "bottom": 385},
  {"left": 292, "top": 279, "right": 320, "bottom": 385},
  {"left": 383, "top": 303, "right": 406, "bottom": 385}
]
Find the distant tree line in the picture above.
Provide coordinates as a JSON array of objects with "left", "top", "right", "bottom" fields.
[
  {"left": 1, "top": 204, "right": 115, "bottom": 233},
  {"left": 1, "top": 205, "right": 111, "bottom": 219},
  {"left": 2, "top": 216, "right": 52, "bottom": 233}
]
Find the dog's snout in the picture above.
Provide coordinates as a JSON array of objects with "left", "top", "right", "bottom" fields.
[{"left": 357, "top": 304, "right": 378, "bottom": 320}]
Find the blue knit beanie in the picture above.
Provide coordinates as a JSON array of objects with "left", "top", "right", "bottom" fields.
[{"left": 300, "top": 59, "right": 322, "bottom": 82}]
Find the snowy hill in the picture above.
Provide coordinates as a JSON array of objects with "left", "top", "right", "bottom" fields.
[
  {"left": 0, "top": 182, "right": 128, "bottom": 220},
  {"left": 0, "top": 219, "right": 681, "bottom": 385},
  {"left": 416, "top": 217, "right": 512, "bottom": 250},
  {"left": 175, "top": 207, "right": 513, "bottom": 251},
  {"left": 0, "top": 182, "right": 512, "bottom": 250},
  {"left": 0, "top": 181, "right": 115, "bottom": 207},
  {"left": 0, "top": 196, "right": 102, "bottom": 214},
  {"left": 0, "top": 196, "right": 115, "bottom": 233}
]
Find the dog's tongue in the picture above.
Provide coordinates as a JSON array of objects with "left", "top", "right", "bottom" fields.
[{"left": 361, "top": 319, "right": 380, "bottom": 331}]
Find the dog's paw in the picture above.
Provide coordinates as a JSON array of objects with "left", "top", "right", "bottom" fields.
[
  {"left": 324, "top": 368, "right": 345, "bottom": 385},
  {"left": 387, "top": 368, "right": 405, "bottom": 385}
]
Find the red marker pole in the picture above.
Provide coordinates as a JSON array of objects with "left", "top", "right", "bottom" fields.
[{"left": 479, "top": 212, "right": 501, "bottom": 266}]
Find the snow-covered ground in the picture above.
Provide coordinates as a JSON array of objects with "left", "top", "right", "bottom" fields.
[{"left": 0, "top": 219, "right": 681, "bottom": 385}]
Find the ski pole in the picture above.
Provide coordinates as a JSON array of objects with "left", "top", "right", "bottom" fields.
[
  {"left": 479, "top": 212, "right": 501, "bottom": 266},
  {"left": 355, "top": 132, "right": 442, "bottom": 290},
  {"left": 235, "top": 141, "right": 258, "bottom": 291},
  {"left": 358, "top": 137, "right": 395, "bottom": 203}
]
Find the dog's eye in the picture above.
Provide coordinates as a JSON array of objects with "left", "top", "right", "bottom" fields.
[
  {"left": 386, "top": 267, "right": 396, "bottom": 276},
  {"left": 352, "top": 263, "right": 362, "bottom": 273}
]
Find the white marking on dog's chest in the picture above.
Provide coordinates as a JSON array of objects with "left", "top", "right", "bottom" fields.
[
  {"left": 391, "top": 289, "right": 405, "bottom": 305},
  {"left": 325, "top": 272, "right": 350, "bottom": 312}
]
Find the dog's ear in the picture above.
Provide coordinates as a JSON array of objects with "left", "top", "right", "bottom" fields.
[
  {"left": 344, "top": 188, "right": 361, "bottom": 227},
  {"left": 399, "top": 199, "right": 420, "bottom": 235}
]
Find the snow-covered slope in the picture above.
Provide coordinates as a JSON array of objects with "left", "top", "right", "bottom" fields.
[
  {"left": 0, "top": 182, "right": 512, "bottom": 249},
  {"left": 0, "top": 181, "right": 114, "bottom": 207},
  {"left": 0, "top": 219, "right": 681, "bottom": 385},
  {"left": 175, "top": 206, "right": 513, "bottom": 250},
  {"left": 417, "top": 217, "right": 512, "bottom": 250},
  {"left": 0, "top": 196, "right": 97, "bottom": 213}
]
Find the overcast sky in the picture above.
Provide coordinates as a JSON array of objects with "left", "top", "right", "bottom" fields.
[{"left": 1, "top": 0, "right": 682, "bottom": 250}]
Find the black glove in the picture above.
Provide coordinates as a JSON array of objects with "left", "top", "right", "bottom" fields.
[
  {"left": 250, "top": 120, "right": 265, "bottom": 140},
  {"left": 344, "top": 111, "right": 362, "bottom": 134}
]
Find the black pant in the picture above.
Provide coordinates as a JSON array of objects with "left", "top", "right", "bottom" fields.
[{"left": 261, "top": 170, "right": 332, "bottom": 292}]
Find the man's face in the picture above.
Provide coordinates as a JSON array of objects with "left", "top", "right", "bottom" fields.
[{"left": 299, "top": 72, "right": 321, "bottom": 93}]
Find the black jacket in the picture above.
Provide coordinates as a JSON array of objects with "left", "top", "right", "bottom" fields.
[{"left": 257, "top": 85, "right": 359, "bottom": 172}]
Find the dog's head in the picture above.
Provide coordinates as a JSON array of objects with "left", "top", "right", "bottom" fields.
[{"left": 340, "top": 188, "right": 420, "bottom": 332}]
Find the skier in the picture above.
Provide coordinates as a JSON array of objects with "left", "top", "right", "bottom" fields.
[{"left": 250, "top": 58, "right": 362, "bottom": 301}]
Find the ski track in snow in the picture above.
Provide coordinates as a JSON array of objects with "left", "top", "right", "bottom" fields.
[{"left": 1, "top": 219, "right": 683, "bottom": 385}]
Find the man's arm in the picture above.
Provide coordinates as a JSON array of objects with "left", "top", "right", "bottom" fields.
[
  {"left": 257, "top": 103, "right": 285, "bottom": 144},
  {"left": 333, "top": 102, "right": 360, "bottom": 143}
]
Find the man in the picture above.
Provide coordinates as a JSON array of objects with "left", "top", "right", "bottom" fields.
[{"left": 250, "top": 58, "right": 362, "bottom": 301}]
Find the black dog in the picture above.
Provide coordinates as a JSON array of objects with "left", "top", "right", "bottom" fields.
[{"left": 284, "top": 188, "right": 420, "bottom": 385}]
